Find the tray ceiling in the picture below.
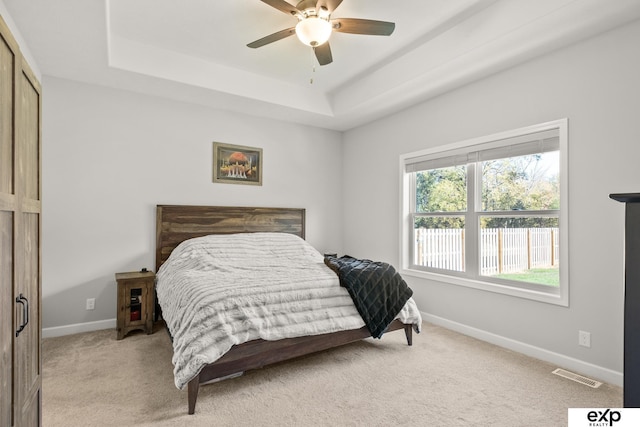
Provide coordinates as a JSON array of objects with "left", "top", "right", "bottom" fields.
[{"left": 5, "top": 0, "right": 640, "bottom": 130}]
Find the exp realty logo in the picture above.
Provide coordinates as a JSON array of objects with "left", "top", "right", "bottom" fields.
[
  {"left": 586, "top": 409, "right": 621, "bottom": 426},
  {"left": 568, "top": 408, "right": 640, "bottom": 427}
]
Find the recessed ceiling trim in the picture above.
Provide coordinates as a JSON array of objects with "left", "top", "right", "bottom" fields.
[
  {"left": 330, "top": 0, "right": 640, "bottom": 118},
  {"left": 107, "top": 35, "right": 334, "bottom": 117}
]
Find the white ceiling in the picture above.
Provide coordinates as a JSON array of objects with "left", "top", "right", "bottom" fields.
[{"left": 5, "top": 0, "right": 640, "bottom": 130}]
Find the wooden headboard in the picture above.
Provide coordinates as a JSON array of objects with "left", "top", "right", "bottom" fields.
[{"left": 155, "top": 205, "right": 306, "bottom": 271}]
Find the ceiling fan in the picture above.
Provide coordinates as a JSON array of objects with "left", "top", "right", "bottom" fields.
[{"left": 247, "top": 0, "right": 395, "bottom": 66}]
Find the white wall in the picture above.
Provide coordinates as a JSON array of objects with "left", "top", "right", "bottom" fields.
[
  {"left": 42, "top": 77, "right": 343, "bottom": 332},
  {"left": 342, "top": 19, "right": 640, "bottom": 383}
]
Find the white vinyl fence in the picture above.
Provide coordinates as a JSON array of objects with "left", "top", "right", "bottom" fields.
[{"left": 415, "top": 227, "right": 559, "bottom": 275}]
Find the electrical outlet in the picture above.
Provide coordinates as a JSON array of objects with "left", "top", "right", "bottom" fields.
[
  {"left": 579, "top": 330, "right": 591, "bottom": 348},
  {"left": 86, "top": 298, "right": 95, "bottom": 310}
]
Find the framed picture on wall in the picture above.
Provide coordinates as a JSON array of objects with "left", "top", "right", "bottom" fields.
[{"left": 212, "top": 142, "right": 263, "bottom": 185}]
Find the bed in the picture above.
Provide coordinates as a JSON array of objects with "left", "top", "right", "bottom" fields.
[{"left": 154, "top": 205, "right": 422, "bottom": 414}]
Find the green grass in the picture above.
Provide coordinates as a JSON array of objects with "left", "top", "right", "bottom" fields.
[{"left": 493, "top": 267, "right": 559, "bottom": 287}]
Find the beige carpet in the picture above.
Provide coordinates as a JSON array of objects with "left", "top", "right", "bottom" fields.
[{"left": 42, "top": 322, "right": 621, "bottom": 426}]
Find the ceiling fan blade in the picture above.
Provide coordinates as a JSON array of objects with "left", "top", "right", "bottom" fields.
[
  {"left": 247, "top": 27, "right": 296, "bottom": 48},
  {"left": 259, "top": 0, "right": 301, "bottom": 17},
  {"left": 332, "top": 18, "right": 395, "bottom": 36},
  {"left": 314, "top": 42, "right": 333, "bottom": 66},
  {"left": 316, "top": 0, "right": 343, "bottom": 13}
]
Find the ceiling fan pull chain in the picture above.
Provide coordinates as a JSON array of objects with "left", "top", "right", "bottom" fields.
[{"left": 310, "top": 47, "right": 316, "bottom": 84}]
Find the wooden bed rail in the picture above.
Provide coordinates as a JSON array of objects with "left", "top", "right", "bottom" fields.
[{"left": 187, "top": 320, "right": 413, "bottom": 414}]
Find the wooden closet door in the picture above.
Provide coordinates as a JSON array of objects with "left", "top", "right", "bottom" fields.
[
  {"left": 0, "top": 16, "right": 18, "bottom": 426},
  {"left": 0, "top": 15, "right": 42, "bottom": 427},
  {"left": 14, "top": 61, "right": 42, "bottom": 427}
]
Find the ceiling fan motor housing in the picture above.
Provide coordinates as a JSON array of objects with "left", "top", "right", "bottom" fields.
[
  {"left": 294, "top": 0, "right": 332, "bottom": 47},
  {"left": 296, "top": 0, "right": 320, "bottom": 14}
]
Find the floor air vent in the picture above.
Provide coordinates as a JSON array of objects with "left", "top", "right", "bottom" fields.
[{"left": 552, "top": 368, "right": 602, "bottom": 388}]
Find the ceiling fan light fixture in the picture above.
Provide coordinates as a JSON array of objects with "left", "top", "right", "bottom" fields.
[{"left": 295, "top": 17, "right": 332, "bottom": 47}]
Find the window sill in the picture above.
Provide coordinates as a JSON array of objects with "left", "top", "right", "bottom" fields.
[{"left": 401, "top": 267, "right": 568, "bottom": 307}]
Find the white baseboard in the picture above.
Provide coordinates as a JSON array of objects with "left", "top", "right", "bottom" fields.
[
  {"left": 43, "top": 318, "right": 116, "bottom": 338},
  {"left": 43, "top": 313, "right": 623, "bottom": 387},
  {"left": 422, "top": 312, "right": 623, "bottom": 387}
]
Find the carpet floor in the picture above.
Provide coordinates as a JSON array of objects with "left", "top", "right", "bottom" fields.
[{"left": 42, "top": 322, "right": 621, "bottom": 426}]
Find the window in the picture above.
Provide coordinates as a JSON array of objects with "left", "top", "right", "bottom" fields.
[{"left": 400, "top": 120, "right": 568, "bottom": 305}]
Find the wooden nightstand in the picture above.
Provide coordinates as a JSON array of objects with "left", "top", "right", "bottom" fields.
[{"left": 115, "top": 270, "right": 155, "bottom": 340}]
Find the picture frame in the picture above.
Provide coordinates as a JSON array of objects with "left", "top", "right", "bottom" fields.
[{"left": 212, "top": 142, "right": 263, "bottom": 186}]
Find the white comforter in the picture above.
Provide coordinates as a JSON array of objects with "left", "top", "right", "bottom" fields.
[{"left": 156, "top": 232, "right": 422, "bottom": 390}]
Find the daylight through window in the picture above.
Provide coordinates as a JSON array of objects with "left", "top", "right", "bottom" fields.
[{"left": 400, "top": 120, "right": 568, "bottom": 305}]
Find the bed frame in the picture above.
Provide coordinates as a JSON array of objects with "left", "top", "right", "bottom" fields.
[{"left": 155, "top": 205, "right": 413, "bottom": 414}]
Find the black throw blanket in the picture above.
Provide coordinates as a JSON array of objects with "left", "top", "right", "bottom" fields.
[{"left": 324, "top": 255, "right": 413, "bottom": 339}]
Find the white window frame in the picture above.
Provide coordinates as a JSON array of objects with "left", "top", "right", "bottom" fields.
[{"left": 399, "top": 119, "right": 569, "bottom": 306}]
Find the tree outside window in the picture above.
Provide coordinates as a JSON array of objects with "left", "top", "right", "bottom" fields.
[{"left": 403, "top": 120, "right": 567, "bottom": 305}]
